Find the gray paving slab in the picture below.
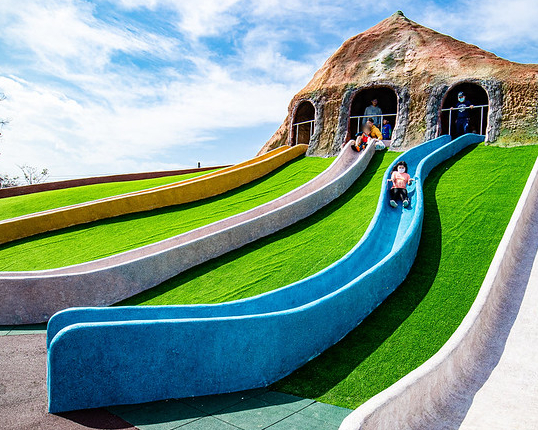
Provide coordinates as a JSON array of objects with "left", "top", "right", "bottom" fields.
[
  {"left": 297, "top": 401, "right": 352, "bottom": 425},
  {"left": 0, "top": 325, "right": 14, "bottom": 335},
  {"left": 7, "top": 323, "right": 47, "bottom": 335},
  {"left": 266, "top": 411, "right": 340, "bottom": 430},
  {"left": 109, "top": 389, "right": 352, "bottom": 430},
  {"left": 107, "top": 401, "right": 153, "bottom": 415},
  {"left": 214, "top": 396, "right": 297, "bottom": 429},
  {"left": 253, "top": 391, "right": 314, "bottom": 413},
  {"left": 113, "top": 399, "right": 203, "bottom": 430},
  {"left": 175, "top": 416, "right": 242, "bottom": 429},
  {"left": 179, "top": 391, "right": 259, "bottom": 415}
]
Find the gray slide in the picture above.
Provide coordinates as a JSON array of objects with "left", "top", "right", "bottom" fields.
[
  {"left": 339, "top": 156, "right": 538, "bottom": 430},
  {"left": 0, "top": 143, "right": 375, "bottom": 325}
]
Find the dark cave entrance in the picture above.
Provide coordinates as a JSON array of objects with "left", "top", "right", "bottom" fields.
[
  {"left": 439, "top": 82, "right": 489, "bottom": 138},
  {"left": 349, "top": 87, "right": 398, "bottom": 139},
  {"left": 291, "top": 101, "right": 316, "bottom": 145}
]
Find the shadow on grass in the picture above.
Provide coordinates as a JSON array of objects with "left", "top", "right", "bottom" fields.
[
  {"left": 271, "top": 143, "right": 479, "bottom": 401},
  {"left": 119, "top": 151, "right": 388, "bottom": 306}
]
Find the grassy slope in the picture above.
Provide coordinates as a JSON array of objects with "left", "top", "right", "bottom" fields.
[
  {"left": 123, "top": 143, "right": 538, "bottom": 409},
  {"left": 272, "top": 143, "right": 538, "bottom": 408},
  {"left": 120, "top": 151, "right": 398, "bottom": 306},
  {"left": 0, "top": 156, "right": 332, "bottom": 271},
  {"left": 0, "top": 169, "right": 219, "bottom": 221}
]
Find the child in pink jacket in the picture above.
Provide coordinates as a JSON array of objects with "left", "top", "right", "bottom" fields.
[{"left": 388, "top": 161, "right": 413, "bottom": 208}]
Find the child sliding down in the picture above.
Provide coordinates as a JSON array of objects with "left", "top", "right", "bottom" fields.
[
  {"left": 350, "top": 125, "right": 371, "bottom": 152},
  {"left": 388, "top": 161, "right": 413, "bottom": 208}
]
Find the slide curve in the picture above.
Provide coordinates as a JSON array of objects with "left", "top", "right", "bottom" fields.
[
  {"left": 0, "top": 144, "right": 304, "bottom": 246},
  {"left": 1, "top": 142, "right": 373, "bottom": 324},
  {"left": 46, "top": 134, "right": 484, "bottom": 413},
  {"left": 339, "top": 150, "right": 538, "bottom": 430}
]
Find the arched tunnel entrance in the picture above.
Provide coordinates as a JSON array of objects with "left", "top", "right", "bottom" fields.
[
  {"left": 291, "top": 101, "right": 316, "bottom": 145},
  {"left": 439, "top": 82, "right": 489, "bottom": 138},
  {"left": 349, "top": 87, "right": 398, "bottom": 139}
]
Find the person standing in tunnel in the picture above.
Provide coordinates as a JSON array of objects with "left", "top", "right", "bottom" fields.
[
  {"left": 363, "top": 98, "right": 383, "bottom": 128},
  {"left": 451, "top": 92, "right": 474, "bottom": 136}
]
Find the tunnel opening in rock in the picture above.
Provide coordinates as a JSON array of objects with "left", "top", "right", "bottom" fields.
[
  {"left": 439, "top": 82, "right": 489, "bottom": 139},
  {"left": 349, "top": 87, "right": 398, "bottom": 140},
  {"left": 291, "top": 101, "right": 316, "bottom": 145}
]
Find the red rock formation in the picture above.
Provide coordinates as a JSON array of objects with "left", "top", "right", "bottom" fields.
[{"left": 259, "top": 11, "right": 538, "bottom": 156}]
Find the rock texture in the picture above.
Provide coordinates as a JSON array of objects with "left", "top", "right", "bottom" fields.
[{"left": 259, "top": 11, "right": 538, "bottom": 156}]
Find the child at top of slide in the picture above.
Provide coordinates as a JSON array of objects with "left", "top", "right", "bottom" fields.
[
  {"left": 388, "top": 161, "right": 413, "bottom": 208},
  {"left": 344, "top": 124, "right": 371, "bottom": 152}
]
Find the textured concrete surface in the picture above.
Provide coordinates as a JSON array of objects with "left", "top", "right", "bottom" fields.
[
  {"left": 0, "top": 165, "right": 229, "bottom": 198},
  {"left": 46, "top": 135, "right": 484, "bottom": 412},
  {"left": 1, "top": 142, "right": 367, "bottom": 325},
  {"left": 109, "top": 389, "right": 351, "bottom": 430},
  {"left": 339, "top": 156, "right": 538, "bottom": 429},
  {"left": 457, "top": 205, "right": 538, "bottom": 427},
  {"left": 259, "top": 12, "right": 538, "bottom": 156},
  {"left": 0, "top": 324, "right": 47, "bottom": 336},
  {"left": 0, "top": 145, "right": 301, "bottom": 246},
  {"left": 0, "top": 333, "right": 136, "bottom": 430},
  {"left": 0, "top": 332, "right": 350, "bottom": 430}
]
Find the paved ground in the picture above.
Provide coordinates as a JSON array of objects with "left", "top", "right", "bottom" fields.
[
  {"left": 457, "top": 228, "right": 538, "bottom": 429},
  {"left": 0, "top": 331, "right": 136, "bottom": 430},
  {"left": 108, "top": 388, "right": 350, "bottom": 429},
  {"left": 0, "top": 327, "right": 351, "bottom": 430}
]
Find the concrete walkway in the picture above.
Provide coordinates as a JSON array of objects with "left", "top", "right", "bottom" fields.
[
  {"left": 108, "top": 388, "right": 351, "bottom": 430},
  {"left": 0, "top": 331, "right": 136, "bottom": 430},
  {"left": 457, "top": 241, "right": 538, "bottom": 428},
  {"left": 0, "top": 329, "right": 351, "bottom": 430}
]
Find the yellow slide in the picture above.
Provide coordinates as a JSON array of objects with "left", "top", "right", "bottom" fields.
[{"left": 0, "top": 145, "right": 308, "bottom": 245}]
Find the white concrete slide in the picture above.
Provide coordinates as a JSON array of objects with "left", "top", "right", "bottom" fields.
[
  {"left": 0, "top": 143, "right": 375, "bottom": 325},
  {"left": 339, "top": 156, "right": 538, "bottom": 430}
]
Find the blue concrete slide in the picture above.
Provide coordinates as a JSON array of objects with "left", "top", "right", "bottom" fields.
[{"left": 47, "top": 134, "right": 484, "bottom": 413}]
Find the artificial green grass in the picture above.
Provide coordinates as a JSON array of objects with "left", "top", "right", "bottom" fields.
[
  {"left": 123, "top": 143, "right": 538, "bottom": 410},
  {"left": 272, "top": 143, "right": 538, "bottom": 408},
  {"left": 0, "top": 169, "right": 219, "bottom": 221},
  {"left": 0, "top": 156, "right": 332, "bottom": 271},
  {"left": 119, "top": 151, "right": 399, "bottom": 306}
]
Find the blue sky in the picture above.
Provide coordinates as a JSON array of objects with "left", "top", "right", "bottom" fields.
[{"left": 1, "top": 0, "right": 537, "bottom": 179}]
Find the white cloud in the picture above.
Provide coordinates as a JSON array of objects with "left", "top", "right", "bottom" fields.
[
  {"left": 116, "top": 0, "right": 243, "bottom": 38},
  {"left": 0, "top": 63, "right": 296, "bottom": 178},
  {"left": 0, "top": 0, "right": 178, "bottom": 77},
  {"left": 2, "top": 0, "right": 537, "bottom": 181},
  {"left": 416, "top": 0, "right": 538, "bottom": 54},
  {"left": 0, "top": 0, "right": 334, "bottom": 179}
]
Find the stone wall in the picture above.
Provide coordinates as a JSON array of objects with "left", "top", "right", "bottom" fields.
[{"left": 259, "top": 75, "right": 538, "bottom": 157}]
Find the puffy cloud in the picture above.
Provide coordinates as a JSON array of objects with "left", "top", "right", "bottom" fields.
[
  {"left": 1, "top": 0, "right": 537, "bottom": 179},
  {"left": 414, "top": 0, "right": 538, "bottom": 60},
  {"left": 0, "top": 0, "right": 178, "bottom": 77}
]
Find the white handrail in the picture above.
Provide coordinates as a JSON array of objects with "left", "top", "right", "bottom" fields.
[
  {"left": 349, "top": 113, "right": 397, "bottom": 119},
  {"left": 440, "top": 104, "right": 488, "bottom": 111},
  {"left": 350, "top": 113, "right": 397, "bottom": 139},
  {"left": 292, "top": 119, "right": 315, "bottom": 126},
  {"left": 440, "top": 104, "right": 488, "bottom": 136},
  {"left": 292, "top": 119, "right": 315, "bottom": 145}
]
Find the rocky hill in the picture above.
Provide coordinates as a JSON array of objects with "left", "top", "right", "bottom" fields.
[{"left": 259, "top": 11, "right": 538, "bottom": 156}]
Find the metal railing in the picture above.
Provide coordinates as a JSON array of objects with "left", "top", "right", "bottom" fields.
[
  {"left": 440, "top": 104, "right": 488, "bottom": 136},
  {"left": 292, "top": 119, "right": 315, "bottom": 145},
  {"left": 350, "top": 113, "right": 397, "bottom": 132}
]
